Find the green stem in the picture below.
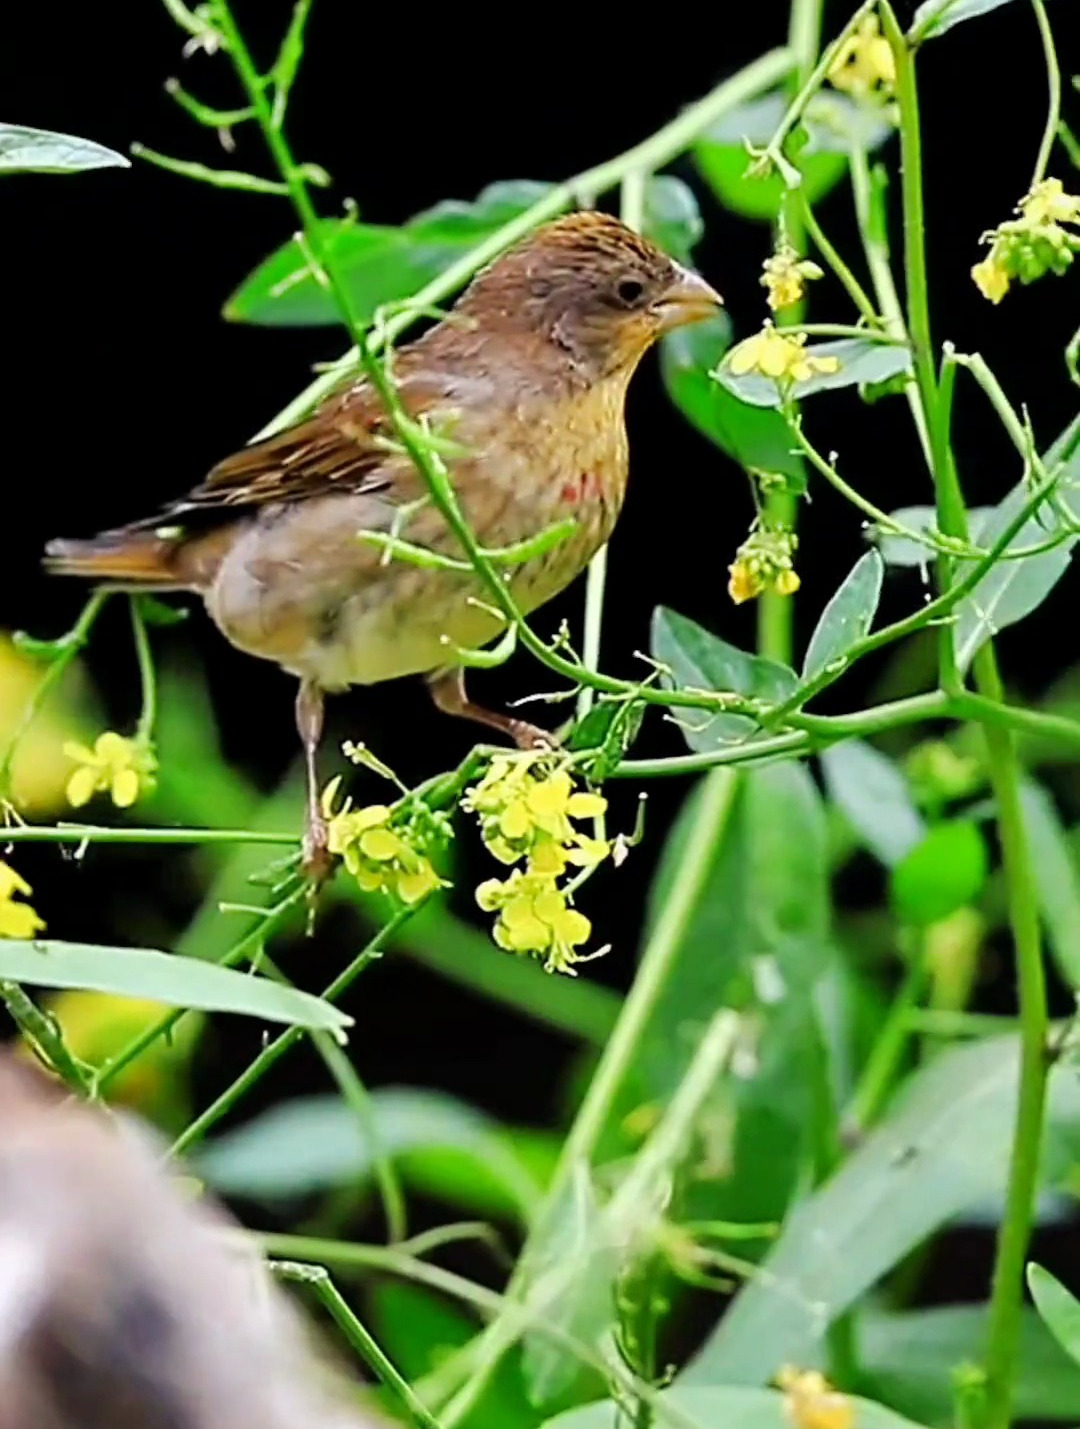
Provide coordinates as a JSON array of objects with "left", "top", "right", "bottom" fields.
[
  {"left": 1029, "top": 0, "right": 1060, "bottom": 188},
  {"left": 0, "top": 825, "right": 298, "bottom": 846},
  {"left": 0, "top": 981, "right": 93, "bottom": 1094},
  {"left": 129, "top": 597, "right": 158, "bottom": 745},
  {"left": 844, "top": 945, "right": 928, "bottom": 1135},
  {"left": 798, "top": 197, "right": 882, "bottom": 325}
]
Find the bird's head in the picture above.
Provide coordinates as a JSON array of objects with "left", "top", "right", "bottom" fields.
[{"left": 451, "top": 211, "right": 723, "bottom": 381}]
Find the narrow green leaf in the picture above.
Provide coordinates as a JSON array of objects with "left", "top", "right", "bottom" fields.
[
  {"left": 643, "top": 174, "right": 703, "bottom": 263},
  {"left": 890, "top": 821, "right": 988, "bottom": 925},
  {"left": 1029, "top": 1264, "right": 1080, "bottom": 1370},
  {"left": 820, "top": 741, "right": 926, "bottom": 867},
  {"left": 543, "top": 1386, "right": 927, "bottom": 1429},
  {"left": 911, "top": 0, "right": 1018, "bottom": 42},
  {"left": 198, "top": 1089, "right": 539, "bottom": 1213},
  {"left": 0, "top": 942, "right": 347, "bottom": 1031},
  {"left": 717, "top": 338, "right": 912, "bottom": 409},
  {"left": 1020, "top": 782, "right": 1080, "bottom": 989},
  {"left": 860, "top": 1304, "right": 1080, "bottom": 1424},
  {"left": 0, "top": 122, "right": 129, "bottom": 174},
  {"left": 661, "top": 320, "right": 805, "bottom": 481},
  {"left": 226, "top": 180, "right": 554, "bottom": 327},
  {"left": 686, "top": 1035, "right": 1080, "bottom": 1385},
  {"left": 803, "top": 551, "right": 884, "bottom": 681},
  {"left": 651, "top": 606, "right": 798, "bottom": 748}
]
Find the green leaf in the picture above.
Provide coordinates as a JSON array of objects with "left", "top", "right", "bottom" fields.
[
  {"left": 860, "top": 1303, "right": 1080, "bottom": 1424},
  {"left": 0, "top": 941, "right": 347, "bottom": 1032},
  {"left": 543, "top": 1386, "right": 926, "bottom": 1429},
  {"left": 911, "top": 0, "right": 1018, "bottom": 42},
  {"left": 877, "top": 505, "right": 992, "bottom": 566},
  {"left": 717, "top": 338, "right": 912, "bottom": 409},
  {"left": 661, "top": 319, "right": 805, "bottom": 482},
  {"left": 198, "top": 1089, "right": 540, "bottom": 1214},
  {"left": 643, "top": 174, "right": 703, "bottom": 263},
  {"left": 0, "top": 122, "right": 129, "bottom": 174},
  {"left": 226, "top": 179, "right": 554, "bottom": 326},
  {"left": 651, "top": 606, "right": 798, "bottom": 748},
  {"left": 694, "top": 92, "right": 892, "bottom": 222},
  {"left": 820, "top": 741, "right": 926, "bottom": 867},
  {"left": 1020, "top": 782, "right": 1080, "bottom": 989},
  {"left": 802, "top": 551, "right": 883, "bottom": 681},
  {"left": 1029, "top": 1264, "right": 1080, "bottom": 1370},
  {"left": 889, "top": 821, "right": 988, "bottom": 925},
  {"left": 686, "top": 1034, "right": 1080, "bottom": 1385}
]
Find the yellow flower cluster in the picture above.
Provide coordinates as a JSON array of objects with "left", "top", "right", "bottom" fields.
[
  {"left": 776, "top": 1367, "right": 855, "bottom": 1429},
  {"left": 0, "top": 861, "right": 44, "bottom": 939},
  {"left": 728, "top": 526, "right": 800, "bottom": 604},
  {"left": 827, "top": 13, "right": 895, "bottom": 99},
  {"left": 972, "top": 178, "right": 1080, "bottom": 304},
  {"left": 761, "top": 247, "right": 824, "bottom": 311},
  {"left": 729, "top": 324, "right": 841, "bottom": 387},
  {"left": 464, "top": 754, "right": 608, "bottom": 974},
  {"left": 321, "top": 777, "right": 442, "bottom": 905},
  {"left": 64, "top": 731, "right": 156, "bottom": 809}
]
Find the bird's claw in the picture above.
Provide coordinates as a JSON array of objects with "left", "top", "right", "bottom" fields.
[{"left": 509, "top": 719, "right": 560, "bottom": 752}]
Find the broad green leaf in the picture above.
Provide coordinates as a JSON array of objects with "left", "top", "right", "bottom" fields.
[
  {"left": 820, "top": 741, "right": 926, "bottom": 867},
  {"left": 802, "top": 551, "right": 883, "bottom": 681},
  {"left": 890, "top": 821, "right": 988, "bottom": 925},
  {"left": 877, "top": 505, "right": 992, "bottom": 567},
  {"left": 861, "top": 1303, "right": 1080, "bottom": 1423},
  {"left": 686, "top": 1035, "right": 1080, "bottom": 1385},
  {"left": 661, "top": 319, "right": 805, "bottom": 481},
  {"left": 1029, "top": 1264, "right": 1080, "bottom": 1370},
  {"left": 911, "top": 0, "right": 1018, "bottom": 42},
  {"left": 1021, "top": 782, "right": 1080, "bottom": 989},
  {"left": 694, "top": 91, "right": 892, "bottom": 222},
  {"left": 643, "top": 174, "right": 703, "bottom": 263},
  {"left": 0, "top": 941, "right": 347, "bottom": 1032},
  {"left": 651, "top": 606, "right": 798, "bottom": 748},
  {"left": 226, "top": 179, "right": 554, "bottom": 326},
  {"left": 716, "top": 338, "right": 912, "bottom": 409},
  {"left": 0, "top": 122, "right": 129, "bottom": 174},
  {"left": 543, "top": 1386, "right": 926, "bottom": 1429},
  {"left": 197, "top": 1089, "right": 539, "bottom": 1214}
]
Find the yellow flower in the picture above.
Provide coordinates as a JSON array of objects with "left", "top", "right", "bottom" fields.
[
  {"left": 971, "top": 251, "right": 1010, "bottom": 304},
  {"left": 0, "top": 860, "right": 44, "bottom": 939},
  {"left": 728, "top": 324, "right": 842, "bottom": 385},
  {"left": 728, "top": 558, "right": 765, "bottom": 605},
  {"left": 827, "top": 14, "right": 895, "bottom": 98},
  {"left": 320, "top": 780, "right": 442, "bottom": 905},
  {"left": 1020, "top": 177, "right": 1080, "bottom": 226},
  {"left": 476, "top": 869, "right": 595, "bottom": 974},
  {"left": 463, "top": 754, "right": 608, "bottom": 865},
  {"left": 63, "top": 731, "right": 156, "bottom": 809},
  {"left": 728, "top": 526, "right": 800, "bottom": 604},
  {"left": 761, "top": 247, "right": 824, "bottom": 311},
  {"left": 776, "top": 1367, "right": 855, "bottom": 1429}
]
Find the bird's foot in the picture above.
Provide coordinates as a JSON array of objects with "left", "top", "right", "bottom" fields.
[
  {"left": 301, "top": 811, "right": 336, "bottom": 905},
  {"left": 508, "top": 718, "right": 560, "bottom": 752}
]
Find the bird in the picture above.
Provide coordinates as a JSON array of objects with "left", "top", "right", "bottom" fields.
[
  {"left": 0, "top": 1051, "right": 382, "bottom": 1429},
  {"left": 45, "top": 211, "right": 722, "bottom": 876}
]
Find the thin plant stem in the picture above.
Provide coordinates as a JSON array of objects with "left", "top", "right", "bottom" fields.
[
  {"left": 798, "top": 195, "right": 882, "bottom": 326},
  {"left": 1029, "top": 0, "right": 1061, "bottom": 189},
  {"left": 0, "top": 825, "right": 298, "bottom": 847},
  {"left": 0, "top": 981, "right": 93, "bottom": 1094},
  {"left": 844, "top": 946, "right": 929, "bottom": 1135},
  {"left": 129, "top": 597, "right": 158, "bottom": 744}
]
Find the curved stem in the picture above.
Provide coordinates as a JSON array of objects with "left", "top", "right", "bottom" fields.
[
  {"left": 130, "top": 597, "right": 158, "bottom": 745},
  {"left": 1029, "top": 0, "right": 1060, "bottom": 189}
]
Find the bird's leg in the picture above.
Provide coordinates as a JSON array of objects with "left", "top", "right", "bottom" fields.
[
  {"left": 295, "top": 679, "right": 334, "bottom": 885},
  {"left": 427, "top": 668, "right": 556, "bottom": 751}
]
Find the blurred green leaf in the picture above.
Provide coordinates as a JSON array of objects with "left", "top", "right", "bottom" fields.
[
  {"left": 661, "top": 319, "right": 805, "bottom": 481},
  {"left": 821, "top": 741, "right": 926, "bottom": 867},
  {"left": 543, "top": 1386, "right": 926, "bottom": 1429},
  {"left": 860, "top": 1303, "right": 1080, "bottom": 1423},
  {"left": 694, "top": 91, "right": 892, "bottom": 222},
  {"left": 911, "top": 0, "right": 1018, "bottom": 42},
  {"left": 889, "top": 821, "right": 988, "bottom": 925},
  {"left": 226, "top": 179, "right": 554, "bottom": 326},
  {"left": 0, "top": 941, "right": 345, "bottom": 1030},
  {"left": 686, "top": 1035, "right": 1080, "bottom": 1385},
  {"left": 802, "top": 551, "right": 884, "bottom": 681},
  {"left": 197, "top": 1088, "right": 540, "bottom": 1216},
  {"left": 716, "top": 338, "right": 912, "bottom": 409},
  {"left": 651, "top": 606, "right": 798, "bottom": 748},
  {"left": 0, "top": 122, "right": 129, "bottom": 173},
  {"left": 643, "top": 174, "right": 703, "bottom": 262},
  {"left": 1029, "top": 1264, "right": 1080, "bottom": 1370},
  {"left": 1020, "top": 782, "right": 1080, "bottom": 989}
]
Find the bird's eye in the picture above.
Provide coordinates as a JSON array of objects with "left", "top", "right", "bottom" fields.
[{"left": 614, "top": 278, "right": 646, "bottom": 307}]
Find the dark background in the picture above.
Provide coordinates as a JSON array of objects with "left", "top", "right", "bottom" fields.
[{"left": 2, "top": 0, "right": 1078, "bottom": 1303}]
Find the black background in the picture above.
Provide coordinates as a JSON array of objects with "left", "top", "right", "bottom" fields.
[{"left": 2, "top": 0, "right": 1078, "bottom": 1311}]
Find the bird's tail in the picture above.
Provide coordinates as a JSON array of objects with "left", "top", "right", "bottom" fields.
[{"left": 44, "top": 526, "right": 187, "bottom": 587}]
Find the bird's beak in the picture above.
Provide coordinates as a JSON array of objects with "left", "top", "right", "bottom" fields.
[{"left": 653, "top": 265, "right": 724, "bottom": 332}]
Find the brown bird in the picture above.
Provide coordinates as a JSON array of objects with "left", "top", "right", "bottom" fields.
[
  {"left": 46, "top": 212, "right": 722, "bottom": 873},
  {"left": 0, "top": 1052, "right": 382, "bottom": 1429}
]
